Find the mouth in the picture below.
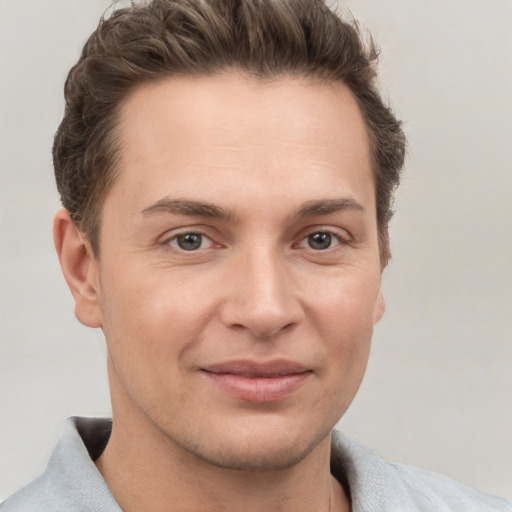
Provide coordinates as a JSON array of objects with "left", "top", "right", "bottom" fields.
[{"left": 201, "top": 360, "right": 312, "bottom": 403}]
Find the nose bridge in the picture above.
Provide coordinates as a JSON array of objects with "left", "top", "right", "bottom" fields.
[
  {"left": 220, "top": 241, "right": 301, "bottom": 337},
  {"left": 246, "top": 244, "right": 286, "bottom": 305}
]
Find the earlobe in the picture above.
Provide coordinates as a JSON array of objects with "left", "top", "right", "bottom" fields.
[
  {"left": 53, "top": 209, "right": 103, "bottom": 328},
  {"left": 373, "top": 290, "right": 385, "bottom": 325}
]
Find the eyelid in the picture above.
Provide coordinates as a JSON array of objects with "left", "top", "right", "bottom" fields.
[
  {"left": 295, "top": 232, "right": 339, "bottom": 251},
  {"left": 168, "top": 233, "right": 214, "bottom": 251},
  {"left": 294, "top": 226, "right": 352, "bottom": 247},
  {"left": 159, "top": 226, "right": 219, "bottom": 248}
]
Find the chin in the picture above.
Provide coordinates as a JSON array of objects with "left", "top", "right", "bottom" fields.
[
  {"left": 185, "top": 437, "right": 320, "bottom": 472},
  {"left": 169, "top": 415, "right": 334, "bottom": 472}
]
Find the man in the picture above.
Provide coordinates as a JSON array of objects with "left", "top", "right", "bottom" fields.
[{"left": 2, "top": 0, "right": 510, "bottom": 510}]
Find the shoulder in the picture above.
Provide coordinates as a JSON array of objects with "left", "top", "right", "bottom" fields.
[
  {"left": 386, "top": 460, "right": 512, "bottom": 512},
  {"left": 1, "top": 474, "right": 67, "bottom": 512},
  {"left": 1, "top": 417, "right": 118, "bottom": 512},
  {"left": 331, "top": 429, "right": 512, "bottom": 512}
]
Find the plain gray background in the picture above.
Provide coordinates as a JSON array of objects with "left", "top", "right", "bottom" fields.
[{"left": 1, "top": 0, "right": 511, "bottom": 502}]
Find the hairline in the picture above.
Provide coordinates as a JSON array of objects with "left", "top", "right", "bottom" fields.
[{"left": 78, "top": 68, "right": 389, "bottom": 264}]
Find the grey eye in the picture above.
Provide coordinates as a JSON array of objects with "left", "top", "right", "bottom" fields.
[
  {"left": 175, "top": 233, "right": 203, "bottom": 251},
  {"left": 307, "top": 232, "right": 333, "bottom": 250}
]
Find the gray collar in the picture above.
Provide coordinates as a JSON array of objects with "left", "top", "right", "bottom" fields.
[{"left": 3, "top": 417, "right": 510, "bottom": 512}]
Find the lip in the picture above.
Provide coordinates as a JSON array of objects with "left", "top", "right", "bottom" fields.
[{"left": 201, "top": 360, "right": 312, "bottom": 403}]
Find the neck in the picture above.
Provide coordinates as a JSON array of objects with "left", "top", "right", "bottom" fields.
[{"left": 95, "top": 405, "right": 349, "bottom": 512}]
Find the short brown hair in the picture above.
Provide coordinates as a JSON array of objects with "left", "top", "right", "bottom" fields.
[{"left": 53, "top": 0, "right": 406, "bottom": 263}]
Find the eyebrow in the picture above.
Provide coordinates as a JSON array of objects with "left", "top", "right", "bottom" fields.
[
  {"left": 297, "top": 198, "right": 365, "bottom": 217},
  {"left": 141, "top": 198, "right": 234, "bottom": 220},
  {"left": 141, "top": 197, "right": 365, "bottom": 221}
]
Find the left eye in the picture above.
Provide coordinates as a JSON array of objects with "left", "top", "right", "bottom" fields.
[
  {"left": 168, "top": 233, "right": 213, "bottom": 251},
  {"left": 298, "top": 232, "right": 340, "bottom": 250}
]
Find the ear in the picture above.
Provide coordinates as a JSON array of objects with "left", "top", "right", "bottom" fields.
[
  {"left": 53, "top": 209, "right": 102, "bottom": 328},
  {"left": 373, "top": 290, "right": 385, "bottom": 325}
]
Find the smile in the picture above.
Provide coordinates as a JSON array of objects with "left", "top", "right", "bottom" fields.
[{"left": 201, "top": 360, "right": 312, "bottom": 403}]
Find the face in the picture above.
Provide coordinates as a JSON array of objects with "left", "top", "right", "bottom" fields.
[{"left": 84, "top": 73, "right": 384, "bottom": 470}]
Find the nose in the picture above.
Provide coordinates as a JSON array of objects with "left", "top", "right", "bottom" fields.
[{"left": 219, "top": 248, "right": 304, "bottom": 338}]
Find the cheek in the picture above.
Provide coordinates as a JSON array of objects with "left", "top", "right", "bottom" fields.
[
  {"left": 312, "top": 292, "right": 374, "bottom": 421},
  {"left": 98, "top": 272, "right": 216, "bottom": 416},
  {"left": 98, "top": 269, "right": 215, "bottom": 373},
  {"left": 305, "top": 265, "right": 381, "bottom": 334},
  {"left": 305, "top": 268, "right": 378, "bottom": 388}
]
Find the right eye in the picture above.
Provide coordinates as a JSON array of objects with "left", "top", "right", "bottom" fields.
[
  {"left": 304, "top": 232, "right": 337, "bottom": 250},
  {"left": 296, "top": 231, "right": 343, "bottom": 251},
  {"left": 167, "top": 233, "right": 214, "bottom": 251}
]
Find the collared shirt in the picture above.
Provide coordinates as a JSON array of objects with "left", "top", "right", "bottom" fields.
[{"left": 2, "top": 417, "right": 511, "bottom": 512}]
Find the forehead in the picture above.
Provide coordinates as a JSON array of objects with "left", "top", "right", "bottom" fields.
[{"left": 110, "top": 73, "right": 374, "bottom": 214}]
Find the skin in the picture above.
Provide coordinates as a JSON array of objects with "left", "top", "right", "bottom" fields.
[{"left": 55, "top": 73, "right": 385, "bottom": 512}]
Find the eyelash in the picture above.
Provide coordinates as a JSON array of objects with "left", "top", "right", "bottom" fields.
[
  {"left": 295, "top": 229, "right": 346, "bottom": 251},
  {"left": 163, "top": 231, "right": 216, "bottom": 251},
  {"left": 162, "top": 227, "right": 349, "bottom": 253}
]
